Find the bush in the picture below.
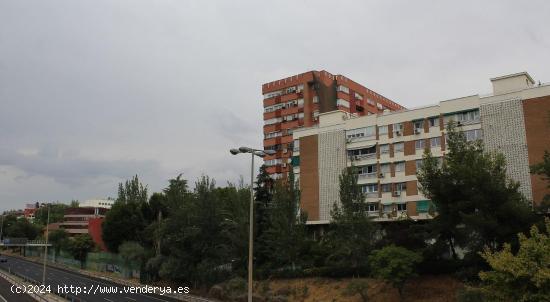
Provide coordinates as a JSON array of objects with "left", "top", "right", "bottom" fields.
[
  {"left": 456, "top": 288, "right": 485, "bottom": 302},
  {"left": 344, "top": 279, "right": 369, "bottom": 302}
]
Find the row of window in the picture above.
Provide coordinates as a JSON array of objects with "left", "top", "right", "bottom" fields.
[
  {"left": 263, "top": 84, "right": 305, "bottom": 99},
  {"left": 362, "top": 182, "right": 407, "bottom": 194},
  {"left": 264, "top": 99, "right": 304, "bottom": 113},
  {"left": 348, "top": 109, "right": 479, "bottom": 138},
  {"left": 348, "top": 130, "right": 481, "bottom": 154},
  {"left": 367, "top": 203, "right": 407, "bottom": 213},
  {"left": 355, "top": 157, "right": 444, "bottom": 177},
  {"left": 264, "top": 112, "right": 306, "bottom": 125}
]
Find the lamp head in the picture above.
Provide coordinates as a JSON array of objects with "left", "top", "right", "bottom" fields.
[
  {"left": 239, "top": 146, "right": 252, "bottom": 153},
  {"left": 263, "top": 150, "right": 276, "bottom": 156},
  {"left": 230, "top": 149, "right": 240, "bottom": 155}
]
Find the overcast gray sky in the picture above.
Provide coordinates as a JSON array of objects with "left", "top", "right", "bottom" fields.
[{"left": 1, "top": 0, "right": 549, "bottom": 211}]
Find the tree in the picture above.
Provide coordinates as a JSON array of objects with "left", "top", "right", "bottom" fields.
[
  {"left": 478, "top": 218, "right": 550, "bottom": 301},
  {"left": 48, "top": 229, "right": 68, "bottom": 262},
  {"left": 102, "top": 175, "right": 149, "bottom": 252},
  {"left": 119, "top": 241, "right": 145, "bottom": 278},
  {"left": 258, "top": 170, "right": 310, "bottom": 272},
  {"left": 159, "top": 176, "right": 229, "bottom": 286},
  {"left": 254, "top": 165, "right": 274, "bottom": 266},
  {"left": 5, "top": 218, "right": 40, "bottom": 239},
  {"left": 531, "top": 150, "right": 550, "bottom": 212},
  {"left": 417, "top": 122, "right": 536, "bottom": 260},
  {"left": 34, "top": 203, "right": 68, "bottom": 226},
  {"left": 69, "top": 200, "right": 80, "bottom": 207},
  {"left": 324, "top": 166, "right": 377, "bottom": 273},
  {"left": 369, "top": 245, "right": 422, "bottom": 299},
  {"left": 67, "top": 234, "right": 95, "bottom": 269}
]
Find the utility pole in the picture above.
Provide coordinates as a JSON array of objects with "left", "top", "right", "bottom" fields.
[{"left": 42, "top": 204, "right": 50, "bottom": 285}]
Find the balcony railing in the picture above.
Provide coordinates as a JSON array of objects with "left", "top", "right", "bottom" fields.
[
  {"left": 349, "top": 153, "right": 376, "bottom": 161},
  {"left": 358, "top": 173, "right": 377, "bottom": 179}
]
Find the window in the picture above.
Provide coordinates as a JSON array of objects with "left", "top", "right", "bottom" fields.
[
  {"left": 348, "top": 146, "right": 377, "bottom": 157},
  {"left": 381, "top": 183, "right": 392, "bottom": 192},
  {"left": 395, "top": 182, "right": 407, "bottom": 192},
  {"left": 263, "top": 90, "right": 282, "bottom": 99},
  {"left": 285, "top": 86, "right": 296, "bottom": 94},
  {"left": 394, "top": 123, "right": 403, "bottom": 135},
  {"left": 264, "top": 103, "right": 284, "bottom": 113},
  {"left": 265, "top": 159, "right": 282, "bottom": 166},
  {"left": 378, "top": 125, "right": 388, "bottom": 135},
  {"left": 346, "top": 126, "right": 375, "bottom": 139},
  {"left": 415, "top": 139, "right": 425, "bottom": 149},
  {"left": 380, "top": 144, "right": 390, "bottom": 154},
  {"left": 337, "top": 99, "right": 350, "bottom": 108},
  {"left": 429, "top": 117, "right": 439, "bottom": 127},
  {"left": 413, "top": 120, "right": 423, "bottom": 132},
  {"left": 362, "top": 184, "right": 378, "bottom": 193},
  {"left": 293, "top": 140, "right": 300, "bottom": 152},
  {"left": 367, "top": 203, "right": 378, "bottom": 212},
  {"left": 464, "top": 129, "right": 482, "bottom": 141},
  {"left": 457, "top": 110, "right": 480, "bottom": 123},
  {"left": 265, "top": 131, "right": 282, "bottom": 139},
  {"left": 337, "top": 85, "right": 350, "bottom": 94},
  {"left": 394, "top": 162, "right": 405, "bottom": 172},
  {"left": 397, "top": 203, "right": 407, "bottom": 211},
  {"left": 445, "top": 109, "right": 480, "bottom": 125},
  {"left": 358, "top": 164, "right": 377, "bottom": 175},
  {"left": 383, "top": 205, "right": 393, "bottom": 213},
  {"left": 313, "top": 96, "right": 319, "bottom": 103},
  {"left": 416, "top": 159, "right": 424, "bottom": 170},
  {"left": 297, "top": 84, "right": 304, "bottom": 92},
  {"left": 265, "top": 117, "right": 282, "bottom": 125},
  {"left": 430, "top": 137, "right": 441, "bottom": 147},
  {"left": 380, "top": 164, "right": 390, "bottom": 173},
  {"left": 367, "top": 98, "right": 375, "bottom": 106},
  {"left": 394, "top": 142, "right": 404, "bottom": 153},
  {"left": 354, "top": 92, "right": 363, "bottom": 100}
]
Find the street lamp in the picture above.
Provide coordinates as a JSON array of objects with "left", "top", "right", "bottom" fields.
[
  {"left": 229, "top": 146, "right": 275, "bottom": 302},
  {"left": 42, "top": 204, "right": 50, "bottom": 285}
]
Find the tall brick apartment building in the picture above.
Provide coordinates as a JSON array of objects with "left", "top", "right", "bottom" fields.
[
  {"left": 292, "top": 72, "right": 550, "bottom": 224},
  {"left": 262, "top": 70, "right": 405, "bottom": 178}
]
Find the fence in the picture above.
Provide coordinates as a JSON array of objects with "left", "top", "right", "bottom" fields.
[{"left": 24, "top": 247, "right": 140, "bottom": 279}]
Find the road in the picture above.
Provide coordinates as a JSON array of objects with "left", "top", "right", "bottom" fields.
[
  {"left": 0, "top": 255, "right": 182, "bottom": 302},
  {"left": 0, "top": 276, "right": 35, "bottom": 302}
]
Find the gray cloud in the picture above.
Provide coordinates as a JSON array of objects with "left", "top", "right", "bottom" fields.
[{"left": 0, "top": 147, "right": 161, "bottom": 187}]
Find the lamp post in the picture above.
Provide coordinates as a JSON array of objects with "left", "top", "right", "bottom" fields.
[
  {"left": 42, "top": 204, "right": 50, "bottom": 285},
  {"left": 230, "top": 147, "right": 275, "bottom": 302}
]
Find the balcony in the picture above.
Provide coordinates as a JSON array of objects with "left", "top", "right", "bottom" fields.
[
  {"left": 358, "top": 173, "right": 377, "bottom": 180},
  {"left": 349, "top": 153, "right": 376, "bottom": 161}
]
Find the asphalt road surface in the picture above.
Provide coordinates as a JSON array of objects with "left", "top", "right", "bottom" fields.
[
  {"left": 0, "top": 255, "right": 182, "bottom": 302},
  {"left": 0, "top": 276, "right": 36, "bottom": 302}
]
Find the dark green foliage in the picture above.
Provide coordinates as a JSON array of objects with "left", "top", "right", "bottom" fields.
[
  {"left": 102, "top": 175, "right": 149, "bottom": 253},
  {"left": 3, "top": 218, "right": 40, "bottom": 239},
  {"left": 254, "top": 165, "right": 273, "bottom": 265},
  {"left": 369, "top": 245, "right": 422, "bottom": 298},
  {"left": 67, "top": 234, "right": 95, "bottom": 269},
  {"left": 159, "top": 176, "right": 230, "bottom": 285},
  {"left": 344, "top": 279, "right": 370, "bottom": 302},
  {"left": 531, "top": 150, "right": 550, "bottom": 212},
  {"left": 417, "top": 122, "right": 537, "bottom": 263},
  {"left": 48, "top": 229, "right": 69, "bottom": 260},
  {"left": 323, "top": 166, "right": 377, "bottom": 275},
  {"left": 258, "top": 170, "right": 310, "bottom": 272},
  {"left": 34, "top": 203, "right": 68, "bottom": 226}
]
